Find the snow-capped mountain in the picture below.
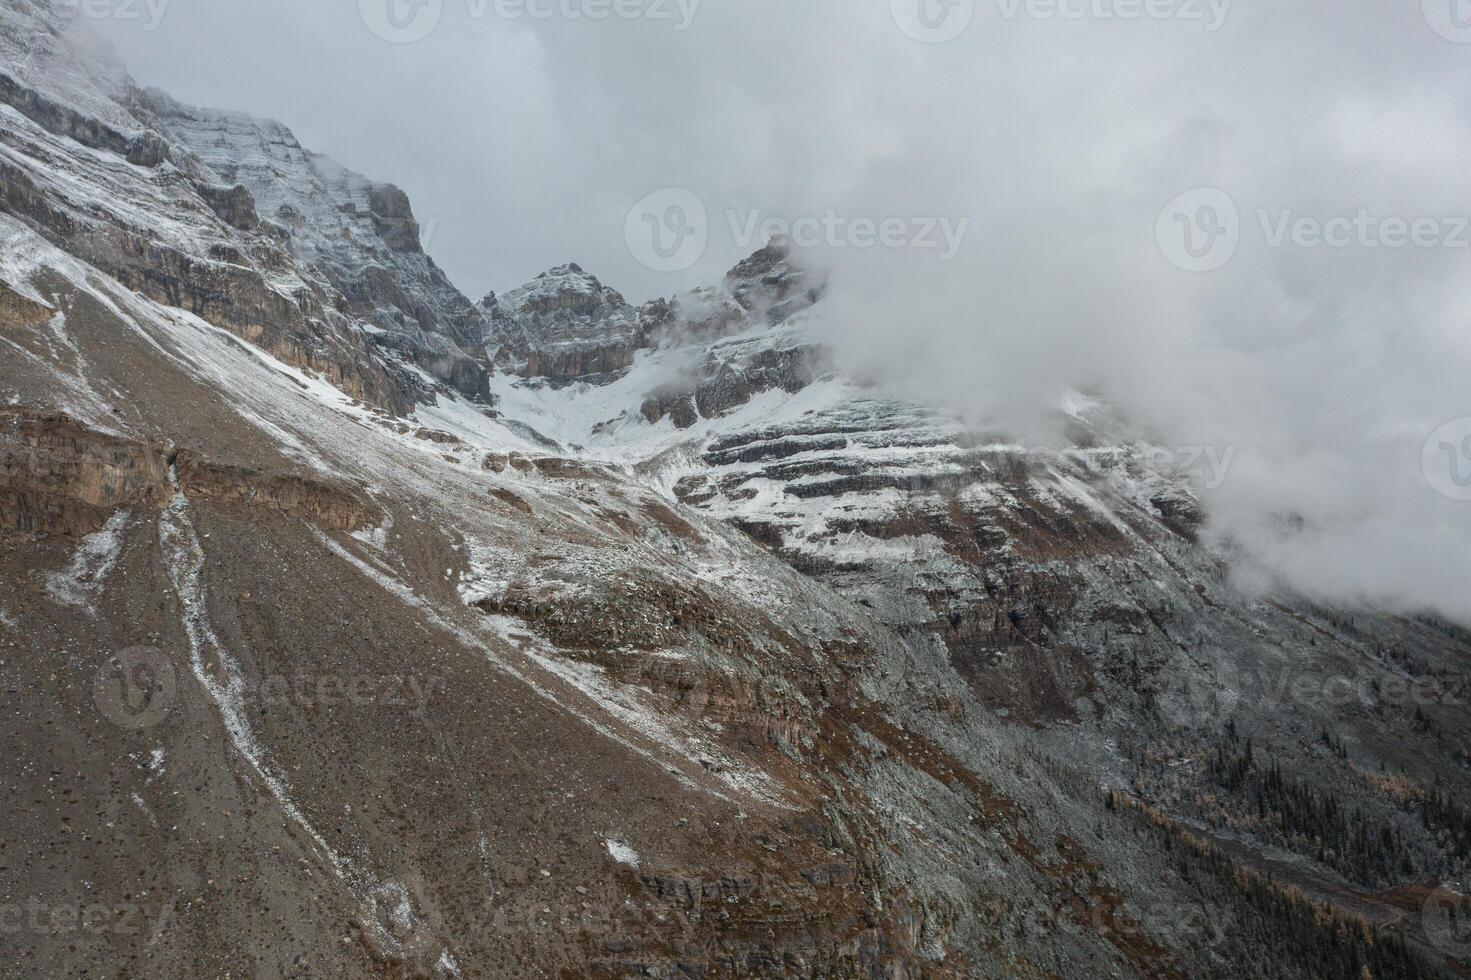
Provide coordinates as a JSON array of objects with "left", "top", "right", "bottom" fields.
[
  {"left": 1, "top": 4, "right": 1467, "bottom": 977},
  {"left": 483, "top": 237, "right": 1471, "bottom": 973},
  {"left": 0, "top": 0, "right": 491, "bottom": 411},
  {"left": 143, "top": 89, "right": 494, "bottom": 402},
  {"left": 482, "top": 263, "right": 646, "bottom": 384}
]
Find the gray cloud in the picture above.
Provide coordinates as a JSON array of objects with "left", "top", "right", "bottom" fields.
[{"left": 98, "top": 0, "right": 1471, "bottom": 621}]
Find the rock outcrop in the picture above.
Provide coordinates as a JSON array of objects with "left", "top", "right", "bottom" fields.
[
  {"left": 483, "top": 264, "right": 650, "bottom": 384},
  {"left": 0, "top": 410, "right": 170, "bottom": 535},
  {"left": 493, "top": 237, "right": 1471, "bottom": 977},
  {"left": 0, "top": 16, "right": 436, "bottom": 415},
  {"left": 0, "top": 280, "right": 54, "bottom": 330},
  {"left": 140, "top": 90, "right": 493, "bottom": 402},
  {"left": 0, "top": 410, "right": 378, "bottom": 536}
]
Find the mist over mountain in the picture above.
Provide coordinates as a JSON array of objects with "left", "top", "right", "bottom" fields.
[{"left": 96, "top": 0, "right": 1471, "bottom": 625}]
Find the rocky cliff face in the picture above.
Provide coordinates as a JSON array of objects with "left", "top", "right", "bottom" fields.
[
  {"left": 3, "top": 207, "right": 1264, "bottom": 977},
  {"left": 142, "top": 90, "right": 493, "bottom": 402},
  {"left": 479, "top": 243, "right": 824, "bottom": 392},
  {"left": 483, "top": 263, "right": 651, "bottom": 385},
  {"left": 492, "top": 240, "right": 1471, "bottom": 975},
  {"left": 2, "top": 5, "right": 1467, "bottom": 978},
  {"left": 0, "top": 0, "right": 490, "bottom": 409}
]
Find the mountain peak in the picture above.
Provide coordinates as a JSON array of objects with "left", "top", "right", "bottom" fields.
[
  {"left": 723, "top": 238, "right": 823, "bottom": 324},
  {"left": 726, "top": 236, "right": 792, "bottom": 277},
  {"left": 138, "top": 86, "right": 492, "bottom": 401},
  {"left": 483, "top": 263, "right": 643, "bottom": 383},
  {"left": 492, "top": 263, "right": 624, "bottom": 315}
]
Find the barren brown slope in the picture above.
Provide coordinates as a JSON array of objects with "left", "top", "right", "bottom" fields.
[
  {"left": 0, "top": 1, "right": 1463, "bottom": 971},
  {"left": 0, "top": 218, "right": 1338, "bottom": 980},
  {"left": 0, "top": 209, "right": 1452, "bottom": 979}
]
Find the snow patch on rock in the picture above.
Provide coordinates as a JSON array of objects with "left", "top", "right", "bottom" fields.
[
  {"left": 604, "top": 837, "right": 640, "bottom": 868},
  {"left": 46, "top": 510, "right": 129, "bottom": 610}
]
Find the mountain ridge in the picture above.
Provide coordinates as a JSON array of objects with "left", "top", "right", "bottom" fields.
[{"left": 2, "top": 5, "right": 1468, "bottom": 976}]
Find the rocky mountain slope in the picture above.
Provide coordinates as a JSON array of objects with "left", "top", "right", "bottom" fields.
[
  {"left": 482, "top": 264, "right": 647, "bottom": 385},
  {"left": 0, "top": 0, "right": 490, "bottom": 410},
  {"left": 487, "top": 249, "right": 1471, "bottom": 974},
  {"left": 142, "top": 88, "right": 493, "bottom": 402},
  {"left": 1, "top": 3, "right": 1468, "bottom": 977}
]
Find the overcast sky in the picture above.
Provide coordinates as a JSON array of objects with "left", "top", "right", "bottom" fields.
[{"left": 98, "top": 0, "right": 1471, "bottom": 621}]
